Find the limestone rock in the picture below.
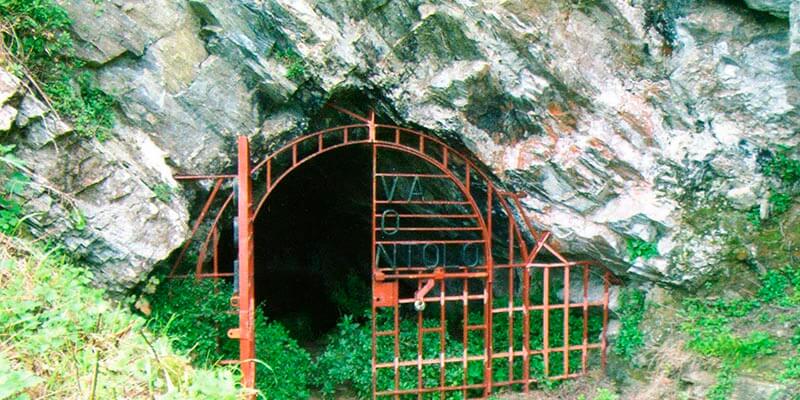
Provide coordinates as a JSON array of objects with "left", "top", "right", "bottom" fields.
[
  {"left": 731, "top": 377, "right": 789, "bottom": 400},
  {"left": 0, "top": 69, "right": 21, "bottom": 105},
  {"left": 744, "top": 0, "right": 792, "bottom": 18},
  {"left": 791, "top": 1, "right": 800, "bottom": 78},
  {"left": 34, "top": 0, "right": 799, "bottom": 291},
  {"left": 15, "top": 94, "right": 48, "bottom": 129}
]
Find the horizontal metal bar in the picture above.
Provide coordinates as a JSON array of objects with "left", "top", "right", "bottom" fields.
[
  {"left": 374, "top": 355, "right": 485, "bottom": 369},
  {"left": 374, "top": 226, "right": 482, "bottom": 232},
  {"left": 373, "top": 213, "right": 479, "bottom": 219},
  {"left": 377, "top": 266, "right": 487, "bottom": 273},
  {"left": 174, "top": 174, "right": 236, "bottom": 180},
  {"left": 375, "top": 173, "right": 450, "bottom": 178},
  {"left": 490, "top": 302, "right": 605, "bottom": 313},
  {"left": 375, "top": 383, "right": 486, "bottom": 396},
  {"left": 397, "top": 294, "right": 486, "bottom": 304},
  {"left": 490, "top": 372, "right": 587, "bottom": 387},
  {"left": 375, "top": 200, "right": 471, "bottom": 205},
  {"left": 376, "top": 239, "right": 484, "bottom": 245},
  {"left": 490, "top": 344, "right": 602, "bottom": 359},
  {"left": 378, "top": 271, "right": 488, "bottom": 280}
]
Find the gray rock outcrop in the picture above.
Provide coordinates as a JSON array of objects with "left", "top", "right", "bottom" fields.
[{"left": 8, "top": 0, "right": 795, "bottom": 291}]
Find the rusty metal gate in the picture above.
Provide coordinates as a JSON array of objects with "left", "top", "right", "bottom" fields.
[{"left": 171, "top": 107, "right": 614, "bottom": 398}]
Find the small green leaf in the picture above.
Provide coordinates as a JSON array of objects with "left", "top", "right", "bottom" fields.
[{"left": 4, "top": 172, "right": 30, "bottom": 196}]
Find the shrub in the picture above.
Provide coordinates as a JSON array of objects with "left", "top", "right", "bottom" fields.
[
  {"left": 613, "top": 289, "right": 646, "bottom": 360},
  {"left": 148, "top": 274, "right": 313, "bottom": 398},
  {"left": 626, "top": 238, "right": 658, "bottom": 261},
  {"left": 311, "top": 315, "right": 372, "bottom": 398}
]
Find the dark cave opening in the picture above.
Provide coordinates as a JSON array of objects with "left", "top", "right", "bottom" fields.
[{"left": 253, "top": 144, "right": 373, "bottom": 346}]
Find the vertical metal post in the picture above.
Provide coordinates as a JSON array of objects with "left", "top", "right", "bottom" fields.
[
  {"left": 237, "top": 135, "right": 256, "bottom": 391},
  {"left": 369, "top": 111, "right": 378, "bottom": 400}
]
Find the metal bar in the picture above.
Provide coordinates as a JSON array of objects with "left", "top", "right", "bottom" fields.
[
  {"left": 417, "top": 279, "right": 423, "bottom": 399},
  {"left": 373, "top": 213, "right": 479, "bottom": 219},
  {"left": 376, "top": 239, "right": 485, "bottom": 245},
  {"left": 490, "top": 343, "right": 602, "bottom": 358},
  {"left": 439, "top": 279, "right": 446, "bottom": 399},
  {"left": 398, "top": 294, "right": 488, "bottom": 305},
  {"left": 174, "top": 174, "right": 237, "bottom": 180},
  {"left": 374, "top": 173, "right": 450, "bottom": 178},
  {"left": 236, "top": 136, "right": 256, "bottom": 393},
  {"left": 601, "top": 270, "right": 610, "bottom": 370},
  {"left": 169, "top": 178, "right": 224, "bottom": 277},
  {"left": 371, "top": 119, "right": 378, "bottom": 400},
  {"left": 374, "top": 226, "right": 483, "bottom": 232},
  {"left": 543, "top": 265, "right": 550, "bottom": 377},
  {"left": 484, "top": 185, "right": 493, "bottom": 396},
  {"left": 521, "top": 232, "right": 531, "bottom": 392},
  {"left": 462, "top": 277, "right": 469, "bottom": 398},
  {"left": 582, "top": 264, "right": 589, "bottom": 373},
  {"left": 213, "top": 226, "right": 220, "bottom": 281},
  {"left": 375, "top": 200, "right": 471, "bottom": 205},
  {"left": 491, "top": 302, "right": 605, "bottom": 312},
  {"left": 563, "top": 265, "right": 570, "bottom": 376},
  {"left": 507, "top": 220, "right": 514, "bottom": 383}
]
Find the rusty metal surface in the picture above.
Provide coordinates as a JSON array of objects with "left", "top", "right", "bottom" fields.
[{"left": 171, "top": 107, "right": 615, "bottom": 398}]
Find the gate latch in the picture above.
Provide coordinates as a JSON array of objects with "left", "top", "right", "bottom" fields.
[{"left": 414, "top": 268, "right": 444, "bottom": 311}]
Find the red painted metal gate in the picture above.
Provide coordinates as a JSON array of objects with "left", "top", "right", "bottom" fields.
[{"left": 171, "top": 107, "right": 614, "bottom": 399}]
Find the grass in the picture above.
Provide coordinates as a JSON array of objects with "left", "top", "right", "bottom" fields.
[{"left": 0, "top": 235, "right": 245, "bottom": 399}]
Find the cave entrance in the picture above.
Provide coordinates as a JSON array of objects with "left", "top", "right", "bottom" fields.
[
  {"left": 253, "top": 144, "right": 372, "bottom": 347},
  {"left": 172, "top": 107, "right": 616, "bottom": 399}
]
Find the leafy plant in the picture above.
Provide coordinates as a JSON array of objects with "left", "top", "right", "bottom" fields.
[
  {"left": 763, "top": 146, "right": 800, "bottom": 185},
  {"left": 275, "top": 48, "right": 305, "bottom": 81},
  {"left": 152, "top": 183, "right": 173, "bottom": 202},
  {"left": 311, "top": 315, "right": 372, "bottom": 398},
  {"left": 706, "top": 363, "right": 735, "bottom": 400},
  {"left": 626, "top": 237, "right": 658, "bottom": 261},
  {"left": 1, "top": 0, "right": 117, "bottom": 140},
  {"left": 0, "top": 354, "right": 41, "bottom": 399},
  {"left": 768, "top": 192, "right": 793, "bottom": 217},
  {"left": 0, "top": 145, "right": 27, "bottom": 235},
  {"left": 148, "top": 274, "right": 313, "bottom": 398},
  {"left": 254, "top": 313, "right": 312, "bottom": 400},
  {"left": 0, "top": 236, "right": 242, "bottom": 398},
  {"left": 613, "top": 289, "right": 646, "bottom": 360}
]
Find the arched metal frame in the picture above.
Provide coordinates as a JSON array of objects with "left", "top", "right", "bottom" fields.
[{"left": 172, "top": 107, "right": 615, "bottom": 399}]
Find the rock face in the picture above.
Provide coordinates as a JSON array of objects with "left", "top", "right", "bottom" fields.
[
  {"left": 0, "top": 67, "right": 189, "bottom": 293},
  {"left": 11, "top": 0, "right": 797, "bottom": 291}
]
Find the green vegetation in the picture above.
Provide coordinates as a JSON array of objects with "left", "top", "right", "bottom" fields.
[
  {"left": 0, "top": 145, "right": 26, "bottom": 235},
  {"left": 762, "top": 146, "right": 800, "bottom": 185},
  {"left": 147, "top": 271, "right": 606, "bottom": 399},
  {"left": 1, "top": 0, "right": 117, "bottom": 140},
  {"left": 749, "top": 147, "right": 799, "bottom": 227},
  {"left": 626, "top": 237, "right": 658, "bottom": 261},
  {"left": 678, "top": 263, "right": 800, "bottom": 396},
  {"left": 152, "top": 183, "right": 174, "bottom": 203},
  {"left": 274, "top": 48, "right": 305, "bottom": 81},
  {"left": 613, "top": 288, "right": 646, "bottom": 361},
  {"left": 0, "top": 236, "right": 242, "bottom": 399},
  {"left": 148, "top": 275, "right": 312, "bottom": 399}
]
